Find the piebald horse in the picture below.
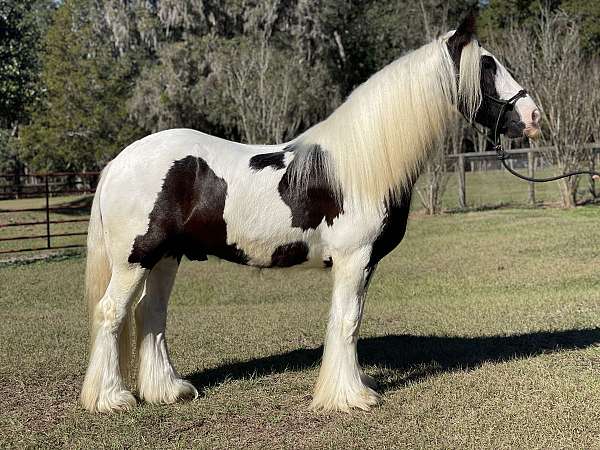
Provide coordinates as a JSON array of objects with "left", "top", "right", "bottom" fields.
[{"left": 81, "top": 17, "right": 540, "bottom": 413}]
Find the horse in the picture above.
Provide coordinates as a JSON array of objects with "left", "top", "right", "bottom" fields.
[{"left": 80, "top": 16, "right": 541, "bottom": 413}]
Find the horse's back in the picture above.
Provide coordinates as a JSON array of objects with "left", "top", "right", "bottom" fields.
[{"left": 115, "top": 128, "right": 279, "bottom": 166}]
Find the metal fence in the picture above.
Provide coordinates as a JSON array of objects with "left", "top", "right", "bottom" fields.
[
  {"left": 1, "top": 143, "right": 599, "bottom": 255},
  {"left": 0, "top": 172, "right": 99, "bottom": 255}
]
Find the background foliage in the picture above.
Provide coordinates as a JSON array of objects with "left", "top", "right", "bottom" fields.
[{"left": 0, "top": 0, "right": 598, "bottom": 181}]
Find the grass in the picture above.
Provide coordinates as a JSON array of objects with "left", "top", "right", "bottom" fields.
[
  {"left": 413, "top": 164, "right": 597, "bottom": 211},
  {"left": 2, "top": 206, "right": 600, "bottom": 448}
]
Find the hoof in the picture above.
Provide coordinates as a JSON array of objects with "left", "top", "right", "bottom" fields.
[
  {"left": 166, "top": 379, "right": 199, "bottom": 403},
  {"left": 140, "top": 378, "right": 199, "bottom": 404},
  {"left": 81, "top": 389, "right": 137, "bottom": 413},
  {"left": 310, "top": 385, "right": 381, "bottom": 412}
]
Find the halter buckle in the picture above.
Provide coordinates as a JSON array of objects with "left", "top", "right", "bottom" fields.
[{"left": 494, "top": 144, "right": 508, "bottom": 161}]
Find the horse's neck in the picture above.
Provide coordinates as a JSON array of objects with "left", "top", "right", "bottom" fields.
[{"left": 298, "top": 41, "right": 456, "bottom": 209}]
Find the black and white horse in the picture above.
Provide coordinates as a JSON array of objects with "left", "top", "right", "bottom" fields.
[{"left": 81, "top": 17, "right": 540, "bottom": 413}]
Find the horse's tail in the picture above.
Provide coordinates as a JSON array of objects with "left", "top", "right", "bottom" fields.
[
  {"left": 84, "top": 164, "right": 132, "bottom": 380},
  {"left": 85, "top": 165, "right": 111, "bottom": 335}
]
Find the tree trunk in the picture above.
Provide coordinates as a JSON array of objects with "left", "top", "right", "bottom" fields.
[{"left": 558, "top": 177, "right": 577, "bottom": 208}]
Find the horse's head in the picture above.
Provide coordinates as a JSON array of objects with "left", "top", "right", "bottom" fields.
[{"left": 446, "top": 15, "right": 541, "bottom": 140}]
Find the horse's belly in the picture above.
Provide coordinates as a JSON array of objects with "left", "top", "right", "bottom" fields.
[{"left": 217, "top": 201, "right": 330, "bottom": 269}]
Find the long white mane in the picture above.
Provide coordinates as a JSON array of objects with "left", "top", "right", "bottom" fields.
[{"left": 293, "top": 33, "right": 482, "bottom": 210}]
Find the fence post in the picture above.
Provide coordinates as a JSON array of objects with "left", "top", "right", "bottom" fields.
[
  {"left": 45, "top": 174, "right": 51, "bottom": 249},
  {"left": 458, "top": 155, "right": 466, "bottom": 209},
  {"left": 527, "top": 150, "right": 535, "bottom": 205},
  {"left": 589, "top": 149, "right": 598, "bottom": 199},
  {"left": 13, "top": 161, "right": 22, "bottom": 200}
]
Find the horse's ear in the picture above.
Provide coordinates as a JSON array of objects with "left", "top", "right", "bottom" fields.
[{"left": 448, "top": 12, "right": 478, "bottom": 52}]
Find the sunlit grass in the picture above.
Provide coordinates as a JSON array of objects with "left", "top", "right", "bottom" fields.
[{"left": 2, "top": 207, "right": 600, "bottom": 448}]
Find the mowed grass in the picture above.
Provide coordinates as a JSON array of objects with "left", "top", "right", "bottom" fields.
[
  {"left": 413, "top": 164, "right": 598, "bottom": 211},
  {"left": 426, "top": 165, "right": 565, "bottom": 209},
  {"left": 2, "top": 206, "right": 600, "bottom": 449}
]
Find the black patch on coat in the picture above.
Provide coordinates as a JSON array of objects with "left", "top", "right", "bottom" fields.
[
  {"left": 447, "top": 13, "right": 477, "bottom": 68},
  {"left": 128, "top": 156, "right": 249, "bottom": 269},
  {"left": 473, "top": 55, "right": 500, "bottom": 129},
  {"left": 323, "top": 256, "right": 333, "bottom": 268},
  {"left": 368, "top": 190, "right": 412, "bottom": 268},
  {"left": 278, "top": 144, "right": 343, "bottom": 230},
  {"left": 270, "top": 241, "right": 309, "bottom": 267},
  {"left": 249, "top": 151, "right": 287, "bottom": 171},
  {"left": 475, "top": 56, "right": 523, "bottom": 137}
]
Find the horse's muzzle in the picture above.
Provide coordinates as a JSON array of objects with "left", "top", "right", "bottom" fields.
[
  {"left": 503, "top": 120, "right": 526, "bottom": 139},
  {"left": 524, "top": 126, "right": 541, "bottom": 140}
]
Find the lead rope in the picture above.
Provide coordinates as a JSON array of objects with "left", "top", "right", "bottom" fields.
[{"left": 465, "top": 90, "right": 600, "bottom": 183}]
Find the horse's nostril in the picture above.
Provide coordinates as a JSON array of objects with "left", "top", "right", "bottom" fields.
[{"left": 532, "top": 109, "right": 541, "bottom": 124}]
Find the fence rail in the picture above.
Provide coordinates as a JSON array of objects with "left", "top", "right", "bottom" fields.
[
  {"left": 448, "top": 143, "right": 600, "bottom": 208},
  {"left": 0, "top": 172, "right": 99, "bottom": 255},
  {"left": 1, "top": 143, "right": 600, "bottom": 255}
]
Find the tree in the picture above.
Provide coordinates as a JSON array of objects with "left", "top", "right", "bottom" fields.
[
  {"left": 480, "top": 0, "right": 600, "bottom": 54},
  {"left": 0, "top": 0, "right": 54, "bottom": 129},
  {"left": 214, "top": 37, "right": 337, "bottom": 144},
  {"left": 128, "top": 0, "right": 340, "bottom": 142},
  {"left": 496, "top": 9, "right": 600, "bottom": 207},
  {"left": 326, "top": 0, "right": 477, "bottom": 96},
  {"left": 17, "top": 0, "right": 481, "bottom": 171},
  {"left": 21, "top": 0, "right": 143, "bottom": 171},
  {"left": 562, "top": 0, "right": 600, "bottom": 54},
  {"left": 0, "top": 0, "right": 55, "bottom": 174}
]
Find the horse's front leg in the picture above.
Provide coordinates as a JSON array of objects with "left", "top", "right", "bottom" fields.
[{"left": 311, "top": 247, "right": 380, "bottom": 412}]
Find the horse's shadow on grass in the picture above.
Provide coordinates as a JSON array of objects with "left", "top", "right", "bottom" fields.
[
  {"left": 188, "top": 328, "right": 600, "bottom": 393},
  {"left": 52, "top": 195, "right": 93, "bottom": 216}
]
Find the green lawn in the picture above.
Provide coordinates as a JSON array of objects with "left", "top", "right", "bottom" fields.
[
  {"left": 2, "top": 206, "right": 600, "bottom": 449},
  {"left": 413, "top": 164, "right": 598, "bottom": 211}
]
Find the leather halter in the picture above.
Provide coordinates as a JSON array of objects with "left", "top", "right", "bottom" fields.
[{"left": 466, "top": 90, "right": 600, "bottom": 183}]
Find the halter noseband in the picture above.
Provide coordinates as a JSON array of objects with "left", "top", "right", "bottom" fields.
[
  {"left": 488, "top": 89, "right": 528, "bottom": 151},
  {"left": 467, "top": 89, "right": 600, "bottom": 183}
]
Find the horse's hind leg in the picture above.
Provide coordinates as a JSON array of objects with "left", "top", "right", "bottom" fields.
[
  {"left": 311, "top": 247, "right": 380, "bottom": 412},
  {"left": 135, "top": 257, "right": 198, "bottom": 404},
  {"left": 81, "top": 264, "right": 147, "bottom": 412}
]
